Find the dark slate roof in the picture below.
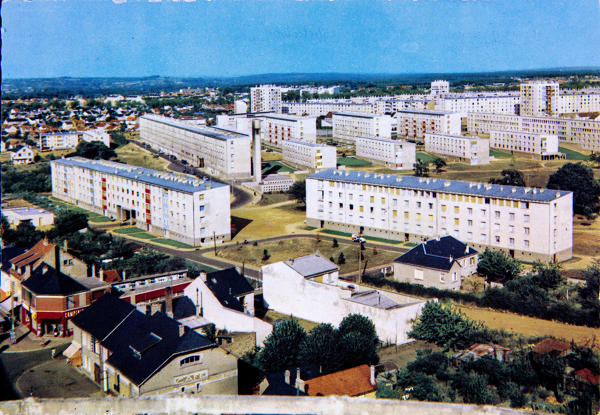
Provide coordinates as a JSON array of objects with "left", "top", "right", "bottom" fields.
[
  {"left": 72, "top": 293, "right": 136, "bottom": 341},
  {"left": 72, "top": 293, "right": 215, "bottom": 386},
  {"left": 1, "top": 246, "right": 29, "bottom": 272},
  {"left": 204, "top": 268, "right": 254, "bottom": 312},
  {"left": 22, "top": 263, "right": 88, "bottom": 295},
  {"left": 308, "top": 169, "right": 569, "bottom": 203},
  {"left": 263, "top": 365, "right": 321, "bottom": 396},
  {"left": 394, "top": 236, "right": 477, "bottom": 271}
]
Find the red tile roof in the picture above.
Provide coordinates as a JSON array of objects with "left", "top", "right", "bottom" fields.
[
  {"left": 573, "top": 368, "right": 599, "bottom": 386},
  {"left": 102, "top": 269, "right": 122, "bottom": 283},
  {"left": 304, "top": 365, "right": 376, "bottom": 397},
  {"left": 532, "top": 338, "right": 570, "bottom": 354},
  {"left": 9, "top": 239, "right": 54, "bottom": 278}
]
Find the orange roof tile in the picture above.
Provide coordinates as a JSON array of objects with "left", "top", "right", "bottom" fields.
[
  {"left": 573, "top": 368, "right": 599, "bottom": 386},
  {"left": 10, "top": 239, "right": 54, "bottom": 270},
  {"left": 533, "top": 338, "right": 570, "bottom": 354},
  {"left": 102, "top": 269, "right": 122, "bottom": 283},
  {"left": 304, "top": 365, "right": 376, "bottom": 397}
]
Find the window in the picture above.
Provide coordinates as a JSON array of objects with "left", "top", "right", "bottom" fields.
[
  {"left": 414, "top": 269, "right": 424, "bottom": 280},
  {"left": 509, "top": 225, "right": 514, "bottom": 233},
  {"left": 381, "top": 197, "right": 386, "bottom": 204},
  {"left": 467, "top": 208, "right": 473, "bottom": 215},
  {"left": 524, "top": 214, "right": 530, "bottom": 222},
  {"left": 454, "top": 218, "right": 460, "bottom": 225},
  {"left": 524, "top": 227, "right": 530, "bottom": 235},
  {"left": 180, "top": 355, "right": 202, "bottom": 367},
  {"left": 495, "top": 235, "right": 500, "bottom": 243},
  {"left": 452, "top": 272, "right": 458, "bottom": 282},
  {"left": 524, "top": 240, "right": 530, "bottom": 248},
  {"left": 509, "top": 237, "right": 515, "bottom": 246},
  {"left": 349, "top": 204, "right": 354, "bottom": 210},
  {"left": 494, "top": 210, "right": 500, "bottom": 218},
  {"left": 509, "top": 212, "right": 515, "bottom": 221},
  {"left": 441, "top": 205, "right": 447, "bottom": 212},
  {"left": 417, "top": 202, "right": 421, "bottom": 208},
  {"left": 454, "top": 206, "right": 460, "bottom": 214},
  {"left": 370, "top": 196, "right": 374, "bottom": 203},
  {"left": 467, "top": 220, "right": 473, "bottom": 227}
]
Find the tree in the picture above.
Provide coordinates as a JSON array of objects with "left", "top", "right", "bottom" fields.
[
  {"left": 432, "top": 157, "right": 446, "bottom": 173},
  {"left": 589, "top": 152, "right": 600, "bottom": 169},
  {"left": 489, "top": 169, "right": 526, "bottom": 187},
  {"left": 299, "top": 323, "right": 341, "bottom": 373},
  {"left": 337, "top": 252, "right": 345, "bottom": 264},
  {"left": 288, "top": 180, "right": 306, "bottom": 206},
  {"left": 0, "top": 214, "right": 14, "bottom": 244},
  {"left": 547, "top": 163, "right": 600, "bottom": 215},
  {"left": 7, "top": 220, "right": 43, "bottom": 248},
  {"left": 406, "top": 349, "right": 449, "bottom": 377},
  {"left": 477, "top": 249, "right": 521, "bottom": 284},
  {"left": 337, "top": 314, "right": 379, "bottom": 368},
  {"left": 452, "top": 372, "right": 499, "bottom": 405},
  {"left": 73, "top": 140, "right": 117, "bottom": 160},
  {"left": 531, "top": 262, "right": 563, "bottom": 289},
  {"left": 332, "top": 238, "right": 339, "bottom": 248},
  {"left": 262, "top": 249, "right": 270, "bottom": 261},
  {"left": 48, "top": 211, "right": 88, "bottom": 240},
  {"left": 258, "top": 319, "right": 306, "bottom": 373},
  {"left": 414, "top": 159, "right": 429, "bottom": 177}
]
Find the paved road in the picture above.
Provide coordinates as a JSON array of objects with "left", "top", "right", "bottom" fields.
[{"left": 125, "top": 233, "right": 408, "bottom": 280}]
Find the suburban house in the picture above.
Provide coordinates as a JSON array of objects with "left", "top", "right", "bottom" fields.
[
  {"left": 262, "top": 254, "right": 427, "bottom": 344},
  {"left": 452, "top": 343, "right": 512, "bottom": 364},
  {"left": 70, "top": 294, "right": 238, "bottom": 396},
  {"left": 1, "top": 207, "right": 54, "bottom": 228},
  {"left": 531, "top": 338, "right": 571, "bottom": 360},
  {"left": 10, "top": 144, "right": 34, "bottom": 165},
  {"left": 393, "top": 236, "right": 478, "bottom": 290},
  {"left": 20, "top": 262, "right": 110, "bottom": 336},
  {"left": 183, "top": 268, "right": 272, "bottom": 346}
]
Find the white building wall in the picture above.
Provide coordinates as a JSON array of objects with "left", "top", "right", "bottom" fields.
[
  {"left": 332, "top": 113, "right": 392, "bottom": 144},
  {"left": 396, "top": 110, "right": 461, "bottom": 140},
  {"left": 355, "top": 137, "right": 416, "bottom": 170},
  {"left": 82, "top": 129, "right": 110, "bottom": 147},
  {"left": 260, "top": 114, "right": 317, "bottom": 148},
  {"left": 281, "top": 140, "right": 337, "bottom": 170},
  {"left": 250, "top": 85, "right": 282, "bottom": 113},
  {"left": 39, "top": 132, "right": 81, "bottom": 151},
  {"left": 424, "top": 133, "right": 490, "bottom": 165},
  {"left": 490, "top": 130, "right": 559, "bottom": 156},
  {"left": 520, "top": 81, "right": 560, "bottom": 116}
]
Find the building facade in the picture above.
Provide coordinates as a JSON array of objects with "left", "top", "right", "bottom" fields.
[
  {"left": 332, "top": 112, "right": 392, "bottom": 144},
  {"left": 430, "top": 80, "right": 450, "bottom": 97},
  {"left": 259, "top": 174, "right": 295, "bottom": 193},
  {"left": 82, "top": 128, "right": 111, "bottom": 147},
  {"left": 435, "top": 93, "right": 519, "bottom": 117},
  {"left": 490, "top": 130, "right": 560, "bottom": 157},
  {"left": 520, "top": 81, "right": 560, "bottom": 116},
  {"left": 260, "top": 114, "right": 317, "bottom": 148},
  {"left": 424, "top": 133, "right": 490, "bottom": 165},
  {"left": 305, "top": 169, "right": 572, "bottom": 262},
  {"left": 39, "top": 132, "right": 81, "bottom": 151},
  {"left": 355, "top": 137, "right": 416, "bottom": 170},
  {"left": 281, "top": 140, "right": 337, "bottom": 170},
  {"left": 51, "top": 157, "right": 231, "bottom": 247},
  {"left": 396, "top": 110, "right": 462, "bottom": 140},
  {"left": 250, "top": 85, "right": 282, "bottom": 113},
  {"left": 139, "top": 114, "right": 251, "bottom": 179},
  {"left": 10, "top": 145, "right": 34, "bottom": 165},
  {"left": 282, "top": 101, "right": 374, "bottom": 117}
]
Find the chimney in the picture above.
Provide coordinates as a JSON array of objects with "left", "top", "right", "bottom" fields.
[
  {"left": 200, "top": 272, "right": 207, "bottom": 282},
  {"left": 252, "top": 119, "right": 262, "bottom": 184},
  {"left": 284, "top": 369, "right": 291, "bottom": 385},
  {"left": 122, "top": 269, "right": 127, "bottom": 280},
  {"left": 54, "top": 245, "right": 61, "bottom": 274},
  {"left": 165, "top": 286, "right": 173, "bottom": 318},
  {"left": 179, "top": 324, "right": 186, "bottom": 337},
  {"left": 100, "top": 269, "right": 104, "bottom": 281},
  {"left": 370, "top": 365, "right": 376, "bottom": 386}
]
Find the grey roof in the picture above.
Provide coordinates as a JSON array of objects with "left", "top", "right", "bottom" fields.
[
  {"left": 397, "top": 109, "right": 454, "bottom": 116},
  {"left": 284, "top": 254, "right": 339, "bottom": 278},
  {"left": 308, "top": 169, "right": 570, "bottom": 203},
  {"left": 262, "top": 174, "right": 294, "bottom": 183},
  {"left": 261, "top": 114, "right": 312, "bottom": 122},
  {"left": 52, "top": 157, "right": 226, "bottom": 194},
  {"left": 141, "top": 114, "right": 248, "bottom": 140},
  {"left": 333, "top": 111, "right": 379, "bottom": 119},
  {"left": 356, "top": 136, "right": 407, "bottom": 144},
  {"left": 284, "top": 139, "right": 330, "bottom": 148},
  {"left": 346, "top": 290, "right": 401, "bottom": 310},
  {"left": 394, "top": 235, "right": 477, "bottom": 271}
]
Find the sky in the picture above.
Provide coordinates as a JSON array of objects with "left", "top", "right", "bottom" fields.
[{"left": 2, "top": 0, "right": 600, "bottom": 79}]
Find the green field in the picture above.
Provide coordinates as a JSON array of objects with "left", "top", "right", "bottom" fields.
[
  {"left": 113, "top": 227, "right": 143, "bottom": 234},
  {"left": 416, "top": 152, "right": 438, "bottom": 163},
  {"left": 337, "top": 156, "right": 371, "bottom": 167},
  {"left": 558, "top": 146, "right": 588, "bottom": 160},
  {"left": 111, "top": 227, "right": 195, "bottom": 249},
  {"left": 320, "top": 229, "right": 403, "bottom": 245},
  {"left": 262, "top": 161, "right": 294, "bottom": 174},
  {"left": 152, "top": 238, "right": 195, "bottom": 249},
  {"left": 489, "top": 149, "right": 512, "bottom": 158}
]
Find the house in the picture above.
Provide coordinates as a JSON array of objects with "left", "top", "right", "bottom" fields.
[
  {"left": 2, "top": 207, "right": 54, "bottom": 228},
  {"left": 303, "top": 365, "right": 377, "bottom": 397},
  {"left": 20, "top": 262, "right": 110, "bottom": 336},
  {"left": 183, "top": 268, "right": 272, "bottom": 345},
  {"left": 452, "top": 343, "right": 512, "bottom": 364},
  {"left": 393, "top": 236, "right": 478, "bottom": 290},
  {"left": 565, "top": 368, "right": 599, "bottom": 397},
  {"left": 10, "top": 145, "right": 34, "bottom": 165},
  {"left": 71, "top": 294, "right": 238, "bottom": 396},
  {"left": 0, "top": 246, "right": 29, "bottom": 316},
  {"left": 262, "top": 254, "right": 427, "bottom": 344},
  {"left": 531, "top": 338, "right": 571, "bottom": 359}
]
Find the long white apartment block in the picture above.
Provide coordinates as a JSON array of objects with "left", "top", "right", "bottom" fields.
[
  {"left": 355, "top": 137, "right": 416, "bottom": 170},
  {"left": 396, "top": 109, "right": 462, "bottom": 140},
  {"left": 39, "top": 132, "right": 81, "bottom": 151},
  {"left": 374, "top": 97, "right": 431, "bottom": 114},
  {"left": 424, "top": 133, "right": 490, "bottom": 165},
  {"left": 82, "top": 128, "right": 110, "bottom": 147},
  {"left": 467, "top": 112, "right": 600, "bottom": 152},
  {"left": 139, "top": 114, "right": 251, "bottom": 179},
  {"left": 520, "top": 81, "right": 560, "bottom": 116},
  {"left": 51, "top": 157, "right": 231, "bottom": 246},
  {"left": 250, "top": 85, "right": 282, "bottom": 113},
  {"left": 261, "top": 114, "right": 317, "bottom": 148},
  {"left": 430, "top": 80, "right": 450, "bottom": 97},
  {"left": 306, "top": 169, "right": 572, "bottom": 262},
  {"left": 490, "top": 130, "right": 560, "bottom": 157},
  {"left": 332, "top": 112, "right": 392, "bottom": 144},
  {"left": 435, "top": 93, "right": 519, "bottom": 117},
  {"left": 560, "top": 91, "right": 600, "bottom": 114},
  {"left": 281, "top": 140, "right": 337, "bottom": 170},
  {"left": 282, "top": 101, "right": 374, "bottom": 117}
]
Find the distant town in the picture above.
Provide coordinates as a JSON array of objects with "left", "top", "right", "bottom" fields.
[{"left": 1, "top": 73, "right": 599, "bottom": 415}]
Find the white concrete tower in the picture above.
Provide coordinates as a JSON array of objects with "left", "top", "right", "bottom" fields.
[{"left": 252, "top": 119, "right": 262, "bottom": 184}]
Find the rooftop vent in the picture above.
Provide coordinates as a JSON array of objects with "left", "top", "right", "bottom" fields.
[{"left": 444, "top": 181, "right": 451, "bottom": 187}]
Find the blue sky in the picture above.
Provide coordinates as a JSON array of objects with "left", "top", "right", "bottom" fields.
[{"left": 3, "top": 0, "right": 600, "bottom": 79}]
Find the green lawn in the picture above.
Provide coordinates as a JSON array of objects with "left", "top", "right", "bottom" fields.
[
  {"left": 489, "top": 149, "right": 512, "bottom": 158},
  {"left": 416, "top": 152, "right": 438, "bottom": 163},
  {"left": 558, "top": 146, "right": 588, "bottom": 161},
  {"left": 320, "top": 229, "right": 402, "bottom": 245},
  {"left": 129, "top": 232, "right": 157, "bottom": 240},
  {"left": 262, "top": 161, "right": 294, "bottom": 174},
  {"left": 337, "top": 156, "right": 372, "bottom": 167},
  {"left": 88, "top": 216, "right": 114, "bottom": 223},
  {"left": 152, "top": 238, "right": 195, "bottom": 249},
  {"left": 113, "top": 227, "right": 144, "bottom": 234}
]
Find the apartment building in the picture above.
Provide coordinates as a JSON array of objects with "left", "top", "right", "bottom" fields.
[
  {"left": 39, "top": 132, "right": 81, "bottom": 151},
  {"left": 435, "top": 93, "right": 519, "bottom": 117},
  {"left": 250, "top": 85, "right": 282, "bottom": 113},
  {"left": 490, "top": 130, "right": 560, "bottom": 158},
  {"left": 82, "top": 128, "right": 110, "bottom": 147},
  {"left": 561, "top": 91, "right": 600, "bottom": 114},
  {"left": 332, "top": 112, "right": 392, "bottom": 144},
  {"left": 51, "top": 157, "right": 231, "bottom": 247},
  {"left": 430, "top": 80, "right": 450, "bottom": 97},
  {"left": 282, "top": 101, "right": 374, "bottom": 117},
  {"left": 281, "top": 140, "right": 337, "bottom": 170},
  {"left": 260, "top": 174, "right": 295, "bottom": 193},
  {"left": 306, "top": 169, "right": 572, "bottom": 262},
  {"left": 467, "top": 112, "right": 600, "bottom": 152},
  {"left": 424, "top": 133, "right": 490, "bottom": 165},
  {"left": 355, "top": 137, "right": 416, "bottom": 170},
  {"left": 373, "top": 97, "right": 431, "bottom": 114},
  {"left": 261, "top": 114, "right": 317, "bottom": 148},
  {"left": 139, "top": 114, "right": 251, "bottom": 179},
  {"left": 396, "top": 109, "right": 461, "bottom": 140},
  {"left": 520, "top": 81, "right": 560, "bottom": 116}
]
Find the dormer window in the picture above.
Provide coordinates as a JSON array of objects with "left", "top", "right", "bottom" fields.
[{"left": 180, "top": 354, "right": 202, "bottom": 367}]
